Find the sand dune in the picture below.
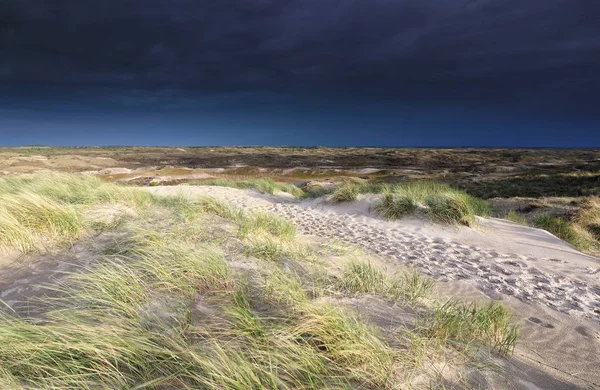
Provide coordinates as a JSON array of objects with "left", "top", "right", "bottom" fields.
[{"left": 147, "top": 185, "right": 600, "bottom": 389}]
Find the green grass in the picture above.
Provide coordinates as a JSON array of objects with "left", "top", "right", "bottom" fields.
[
  {"left": 324, "top": 181, "right": 489, "bottom": 225},
  {"left": 500, "top": 196, "right": 600, "bottom": 254},
  {"left": 336, "top": 260, "right": 388, "bottom": 294},
  {"left": 302, "top": 185, "right": 336, "bottom": 199},
  {"left": 0, "top": 172, "right": 156, "bottom": 253},
  {"left": 0, "top": 192, "right": 81, "bottom": 251},
  {"left": 244, "top": 235, "right": 312, "bottom": 262},
  {"left": 375, "top": 182, "right": 489, "bottom": 225},
  {"left": 424, "top": 193, "right": 475, "bottom": 225},
  {"left": 292, "top": 302, "right": 396, "bottom": 387},
  {"left": 195, "top": 178, "right": 303, "bottom": 197},
  {"left": 156, "top": 194, "right": 244, "bottom": 222},
  {"left": 191, "top": 178, "right": 489, "bottom": 226},
  {"left": 534, "top": 213, "right": 596, "bottom": 251},
  {"left": 504, "top": 210, "right": 529, "bottom": 225},
  {"left": 376, "top": 192, "right": 417, "bottom": 220},
  {"left": 423, "top": 300, "right": 518, "bottom": 355},
  {"left": 0, "top": 173, "right": 518, "bottom": 389},
  {"left": 572, "top": 196, "right": 600, "bottom": 253},
  {"left": 330, "top": 183, "right": 360, "bottom": 202},
  {"left": 0, "top": 172, "right": 155, "bottom": 206},
  {"left": 335, "top": 260, "right": 435, "bottom": 303},
  {"left": 244, "top": 235, "right": 286, "bottom": 261},
  {"left": 261, "top": 269, "right": 307, "bottom": 308},
  {"left": 238, "top": 211, "right": 296, "bottom": 240}
]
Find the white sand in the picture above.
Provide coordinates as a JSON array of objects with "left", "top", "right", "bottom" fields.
[{"left": 147, "top": 185, "right": 600, "bottom": 389}]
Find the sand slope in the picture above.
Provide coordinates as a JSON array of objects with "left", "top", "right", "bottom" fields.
[{"left": 147, "top": 185, "right": 600, "bottom": 389}]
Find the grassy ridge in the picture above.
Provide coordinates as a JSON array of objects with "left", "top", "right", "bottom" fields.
[
  {"left": 0, "top": 174, "right": 517, "bottom": 388},
  {"left": 195, "top": 178, "right": 304, "bottom": 197},
  {"left": 194, "top": 178, "right": 489, "bottom": 226},
  {"left": 330, "top": 181, "right": 490, "bottom": 226}
]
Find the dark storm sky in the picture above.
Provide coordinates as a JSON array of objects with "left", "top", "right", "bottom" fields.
[{"left": 1, "top": 0, "right": 599, "bottom": 146}]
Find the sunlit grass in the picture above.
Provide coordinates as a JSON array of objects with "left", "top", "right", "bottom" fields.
[
  {"left": 195, "top": 178, "right": 303, "bottom": 197},
  {"left": 0, "top": 173, "right": 156, "bottom": 253},
  {"left": 292, "top": 302, "right": 396, "bottom": 387},
  {"left": 0, "top": 172, "right": 518, "bottom": 388},
  {"left": 422, "top": 300, "right": 518, "bottom": 355},
  {"left": 326, "top": 181, "right": 489, "bottom": 225},
  {"left": 376, "top": 192, "right": 417, "bottom": 220},
  {"left": 334, "top": 260, "right": 435, "bottom": 304},
  {"left": 534, "top": 213, "right": 595, "bottom": 251}
]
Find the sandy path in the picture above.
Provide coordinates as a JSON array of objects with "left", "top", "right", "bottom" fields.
[
  {"left": 146, "top": 186, "right": 600, "bottom": 388},
  {"left": 148, "top": 186, "right": 600, "bottom": 323}
]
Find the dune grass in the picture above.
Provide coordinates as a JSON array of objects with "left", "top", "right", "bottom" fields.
[
  {"left": 192, "top": 177, "right": 489, "bottom": 226},
  {"left": 375, "top": 192, "right": 417, "bottom": 220},
  {"left": 330, "top": 183, "right": 360, "bottom": 202},
  {"left": 0, "top": 173, "right": 518, "bottom": 388},
  {"left": 328, "top": 181, "right": 490, "bottom": 226},
  {"left": 238, "top": 211, "right": 296, "bottom": 240},
  {"left": 504, "top": 210, "right": 529, "bottom": 225},
  {"left": 292, "top": 302, "right": 396, "bottom": 386},
  {"left": 0, "top": 172, "right": 156, "bottom": 253},
  {"left": 534, "top": 213, "right": 596, "bottom": 252},
  {"left": 423, "top": 301, "right": 518, "bottom": 355},
  {"left": 334, "top": 260, "right": 434, "bottom": 303},
  {"left": 500, "top": 197, "right": 600, "bottom": 254},
  {"left": 570, "top": 196, "right": 600, "bottom": 252},
  {"left": 195, "top": 178, "right": 303, "bottom": 197}
]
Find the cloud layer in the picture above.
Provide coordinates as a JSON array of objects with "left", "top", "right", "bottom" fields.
[{"left": 1, "top": 0, "right": 599, "bottom": 114}]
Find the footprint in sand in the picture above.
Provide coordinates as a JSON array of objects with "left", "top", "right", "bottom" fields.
[
  {"left": 528, "top": 317, "right": 555, "bottom": 329},
  {"left": 575, "top": 326, "right": 591, "bottom": 337}
]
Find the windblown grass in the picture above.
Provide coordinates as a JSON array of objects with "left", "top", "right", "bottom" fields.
[
  {"left": 335, "top": 260, "right": 435, "bottom": 303},
  {"left": 244, "top": 235, "right": 312, "bottom": 261},
  {"left": 195, "top": 178, "right": 303, "bottom": 197},
  {"left": 0, "top": 172, "right": 156, "bottom": 252},
  {"left": 292, "top": 302, "right": 396, "bottom": 387},
  {"left": 424, "top": 193, "right": 476, "bottom": 225},
  {"left": 0, "top": 193, "right": 81, "bottom": 251},
  {"left": 261, "top": 269, "right": 307, "bottom": 308},
  {"left": 238, "top": 211, "right": 296, "bottom": 240},
  {"left": 423, "top": 300, "right": 518, "bottom": 355},
  {"left": 571, "top": 196, "right": 600, "bottom": 252},
  {"left": 0, "top": 172, "right": 154, "bottom": 206},
  {"left": 0, "top": 173, "right": 518, "bottom": 388},
  {"left": 376, "top": 192, "right": 417, "bottom": 220},
  {"left": 327, "top": 181, "right": 488, "bottom": 226},
  {"left": 330, "top": 183, "right": 360, "bottom": 202},
  {"left": 192, "top": 177, "right": 488, "bottom": 226},
  {"left": 499, "top": 196, "right": 600, "bottom": 254}
]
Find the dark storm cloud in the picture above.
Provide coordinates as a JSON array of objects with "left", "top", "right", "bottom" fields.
[{"left": 1, "top": 0, "right": 599, "bottom": 112}]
